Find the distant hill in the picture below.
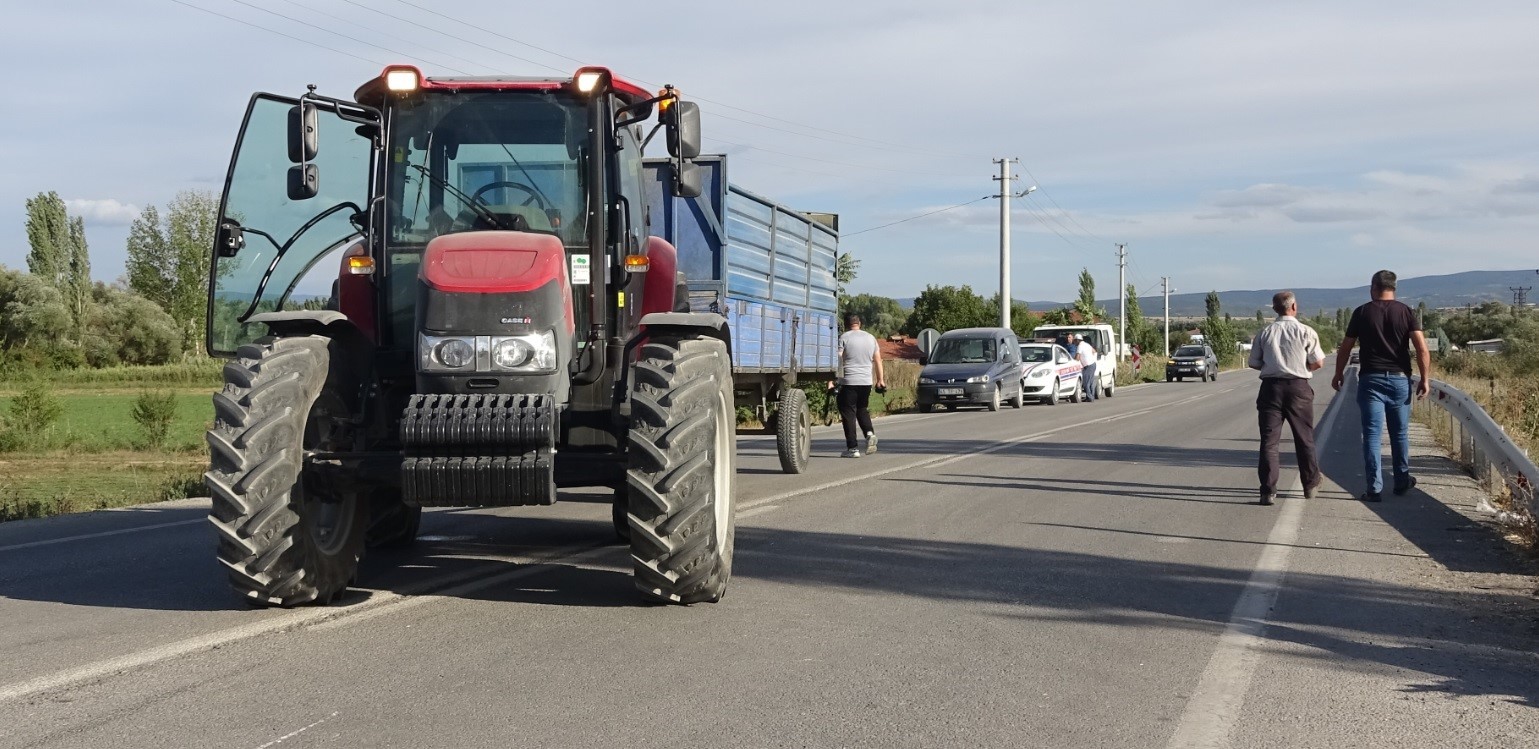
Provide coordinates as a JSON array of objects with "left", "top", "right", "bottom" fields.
[{"left": 896, "top": 269, "right": 1537, "bottom": 318}]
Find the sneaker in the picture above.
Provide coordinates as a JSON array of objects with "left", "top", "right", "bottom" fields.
[
  {"left": 1303, "top": 480, "right": 1321, "bottom": 499},
  {"left": 864, "top": 432, "right": 878, "bottom": 454},
  {"left": 1258, "top": 489, "right": 1276, "bottom": 506},
  {"left": 1361, "top": 491, "right": 1383, "bottom": 503},
  {"left": 1393, "top": 475, "right": 1417, "bottom": 496},
  {"left": 841, "top": 448, "right": 862, "bottom": 459}
]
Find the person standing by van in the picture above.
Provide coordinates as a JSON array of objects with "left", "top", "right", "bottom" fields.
[
  {"left": 835, "top": 314, "right": 885, "bottom": 458},
  {"left": 1074, "top": 334, "right": 1099, "bottom": 402}
]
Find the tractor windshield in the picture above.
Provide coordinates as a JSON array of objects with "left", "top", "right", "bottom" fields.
[
  {"left": 382, "top": 89, "right": 590, "bottom": 343},
  {"left": 385, "top": 91, "right": 588, "bottom": 244}
]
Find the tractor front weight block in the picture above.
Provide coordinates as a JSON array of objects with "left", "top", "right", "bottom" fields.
[{"left": 399, "top": 393, "right": 557, "bottom": 507}]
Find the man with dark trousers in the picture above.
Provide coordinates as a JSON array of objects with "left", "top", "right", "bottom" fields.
[
  {"left": 1249, "top": 291, "right": 1325, "bottom": 505},
  {"left": 1332, "top": 269, "right": 1432, "bottom": 502},
  {"left": 834, "top": 315, "right": 885, "bottom": 458}
]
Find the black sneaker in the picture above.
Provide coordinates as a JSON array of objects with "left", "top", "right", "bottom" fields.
[
  {"left": 1361, "top": 491, "right": 1383, "bottom": 503},
  {"left": 1259, "top": 490, "right": 1276, "bottom": 506},
  {"left": 1393, "top": 476, "right": 1417, "bottom": 496}
]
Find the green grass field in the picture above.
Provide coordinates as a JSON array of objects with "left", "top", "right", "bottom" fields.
[
  {"left": 0, "top": 365, "right": 218, "bottom": 522},
  {"left": 0, "top": 390, "right": 212, "bottom": 452}
]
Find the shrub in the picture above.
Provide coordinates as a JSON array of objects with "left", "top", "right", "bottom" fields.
[
  {"left": 131, "top": 390, "right": 179, "bottom": 448},
  {"left": 8, "top": 381, "right": 62, "bottom": 437}
]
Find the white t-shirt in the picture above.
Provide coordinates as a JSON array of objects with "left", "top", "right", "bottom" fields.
[
  {"left": 838, "top": 329, "right": 879, "bottom": 386},
  {"left": 1076, "top": 340, "right": 1097, "bottom": 366}
]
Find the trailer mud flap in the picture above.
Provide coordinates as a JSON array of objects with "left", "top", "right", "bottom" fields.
[{"left": 400, "top": 393, "right": 556, "bottom": 506}]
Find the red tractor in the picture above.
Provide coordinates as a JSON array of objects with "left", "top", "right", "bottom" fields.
[{"left": 204, "top": 65, "right": 736, "bottom": 606}]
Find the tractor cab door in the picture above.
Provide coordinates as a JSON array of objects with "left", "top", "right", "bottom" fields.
[{"left": 206, "top": 93, "right": 376, "bottom": 356}]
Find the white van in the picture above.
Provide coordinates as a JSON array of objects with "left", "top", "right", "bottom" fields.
[{"left": 1031, "top": 323, "right": 1118, "bottom": 398}]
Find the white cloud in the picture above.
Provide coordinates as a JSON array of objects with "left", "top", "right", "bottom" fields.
[{"left": 64, "top": 198, "right": 139, "bottom": 226}]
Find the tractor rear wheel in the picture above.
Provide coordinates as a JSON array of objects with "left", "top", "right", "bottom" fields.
[
  {"left": 776, "top": 387, "right": 811, "bottom": 474},
  {"left": 206, "top": 336, "right": 367, "bottom": 607},
  {"left": 626, "top": 334, "right": 737, "bottom": 604}
]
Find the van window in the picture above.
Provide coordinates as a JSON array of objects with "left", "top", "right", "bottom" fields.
[{"left": 929, "top": 337, "right": 997, "bottom": 364}]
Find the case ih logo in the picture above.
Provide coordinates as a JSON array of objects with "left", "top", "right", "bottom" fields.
[{"left": 500, "top": 316, "right": 533, "bottom": 325}]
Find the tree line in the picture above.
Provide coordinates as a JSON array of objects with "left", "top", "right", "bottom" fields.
[{"left": 1, "top": 190, "right": 217, "bottom": 373}]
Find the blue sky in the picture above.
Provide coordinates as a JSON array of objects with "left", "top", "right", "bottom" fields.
[{"left": 2, "top": 1, "right": 1536, "bottom": 303}]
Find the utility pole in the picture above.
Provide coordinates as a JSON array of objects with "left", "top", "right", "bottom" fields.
[
  {"left": 1511, "top": 286, "right": 1531, "bottom": 309},
  {"left": 1116, "top": 243, "right": 1127, "bottom": 361},
  {"left": 1162, "top": 276, "right": 1174, "bottom": 357},
  {"left": 993, "top": 158, "right": 1018, "bottom": 330}
]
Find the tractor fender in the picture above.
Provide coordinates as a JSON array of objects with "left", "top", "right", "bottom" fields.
[
  {"left": 637, "top": 312, "right": 732, "bottom": 359},
  {"left": 246, "top": 311, "right": 375, "bottom": 398}
]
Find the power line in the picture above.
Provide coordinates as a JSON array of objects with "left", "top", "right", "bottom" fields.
[
  {"left": 224, "top": 0, "right": 475, "bottom": 74},
  {"left": 168, "top": 0, "right": 388, "bottom": 66},
  {"left": 336, "top": 0, "right": 567, "bottom": 73},
  {"left": 843, "top": 196, "right": 993, "bottom": 237},
  {"left": 382, "top": 0, "right": 982, "bottom": 161},
  {"left": 707, "top": 137, "right": 965, "bottom": 178},
  {"left": 273, "top": 0, "right": 493, "bottom": 74}
]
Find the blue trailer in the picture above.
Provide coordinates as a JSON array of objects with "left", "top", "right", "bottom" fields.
[{"left": 645, "top": 155, "right": 839, "bottom": 473}]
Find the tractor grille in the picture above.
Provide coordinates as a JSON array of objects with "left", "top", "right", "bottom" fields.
[{"left": 400, "top": 394, "right": 556, "bottom": 507}]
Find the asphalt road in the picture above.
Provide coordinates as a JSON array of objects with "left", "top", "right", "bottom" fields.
[{"left": 1, "top": 365, "right": 1535, "bottom": 748}]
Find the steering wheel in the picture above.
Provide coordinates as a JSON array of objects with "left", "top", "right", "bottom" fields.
[{"left": 470, "top": 181, "right": 550, "bottom": 212}]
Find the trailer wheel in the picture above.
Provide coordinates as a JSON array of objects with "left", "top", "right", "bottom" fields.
[
  {"left": 626, "top": 334, "right": 736, "bottom": 604},
  {"left": 205, "top": 336, "right": 367, "bottom": 607},
  {"left": 776, "top": 387, "right": 811, "bottom": 474},
  {"left": 366, "top": 491, "right": 421, "bottom": 549},
  {"left": 611, "top": 487, "right": 631, "bottom": 543}
]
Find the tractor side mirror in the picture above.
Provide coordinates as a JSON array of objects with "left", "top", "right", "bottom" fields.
[
  {"left": 215, "top": 219, "right": 246, "bottom": 258},
  {"left": 665, "top": 101, "right": 701, "bottom": 160},
  {"left": 288, "top": 102, "right": 318, "bottom": 163},
  {"left": 287, "top": 164, "right": 319, "bottom": 201},
  {"left": 671, "top": 160, "right": 703, "bottom": 199}
]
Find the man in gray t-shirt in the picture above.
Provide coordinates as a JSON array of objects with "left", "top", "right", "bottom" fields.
[{"left": 835, "top": 315, "right": 885, "bottom": 457}]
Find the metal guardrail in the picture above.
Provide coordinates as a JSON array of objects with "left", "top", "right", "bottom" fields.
[{"left": 1414, "top": 378, "right": 1537, "bottom": 518}]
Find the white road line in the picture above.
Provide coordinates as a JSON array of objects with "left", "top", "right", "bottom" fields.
[
  {"left": 0, "top": 380, "right": 1249, "bottom": 704},
  {"left": 0, "top": 543, "right": 611, "bottom": 704},
  {"left": 253, "top": 711, "right": 339, "bottom": 749},
  {"left": 739, "top": 390, "right": 1218, "bottom": 512},
  {"left": 0, "top": 518, "right": 205, "bottom": 553},
  {"left": 1164, "top": 385, "right": 1347, "bottom": 749}
]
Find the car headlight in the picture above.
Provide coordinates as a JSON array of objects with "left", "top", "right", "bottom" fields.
[
  {"left": 1028, "top": 366, "right": 1051, "bottom": 379},
  {"left": 918, "top": 377, "right": 935, "bottom": 384},
  {"left": 966, "top": 375, "right": 990, "bottom": 383},
  {"left": 421, "top": 335, "right": 476, "bottom": 371},
  {"left": 1193, "top": 362, "right": 1205, "bottom": 369},
  {"left": 491, "top": 331, "right": 557, "bottom": 373}
]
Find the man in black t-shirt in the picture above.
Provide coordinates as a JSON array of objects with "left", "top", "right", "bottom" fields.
[{"left": 1331, "top": 270, "right": 1432, "bottom": 502}]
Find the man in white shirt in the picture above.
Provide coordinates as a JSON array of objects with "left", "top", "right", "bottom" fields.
[
  {"left": 1248, "top": 290, "right": 1326, "bottom": 505},
  {"left": 1074, "top": 334, "right": 1099, "bottom": 402},
  {"left": 835, "top": 315, "right": 885, "bottom": 458}
]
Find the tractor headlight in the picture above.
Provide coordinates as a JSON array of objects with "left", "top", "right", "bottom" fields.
[
  {"left": 421, "top": 336, "right": 475, "bottom": 370},
  {"left": 491, "top": 331, "right": 557, "bottom": 373}
]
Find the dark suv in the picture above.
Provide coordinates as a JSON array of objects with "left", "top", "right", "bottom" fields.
[{"left": 1167, "top": 343, "right": 1218, "bottom": 382}]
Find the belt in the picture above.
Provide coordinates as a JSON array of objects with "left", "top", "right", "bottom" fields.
[{"left": 1361, "top": 370, "right": 1408, "bottom": 377}]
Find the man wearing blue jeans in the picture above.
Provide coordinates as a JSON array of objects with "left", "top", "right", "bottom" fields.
[{"left": 1331, "top": 270, "right": 1432, "bottom": 502}]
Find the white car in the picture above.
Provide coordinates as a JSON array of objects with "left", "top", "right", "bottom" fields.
[
  {"left": 1032, "top": 324, "right": 1117, "bottom": 398},
  {"left": 1018, "top": 343, "right": 1084, "bottom": 405}
]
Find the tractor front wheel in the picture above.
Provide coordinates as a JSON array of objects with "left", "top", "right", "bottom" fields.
[
  {"left": 206, "top": 336, "right": 367, "bottom": 607},
  {"left": 626, "top": 334, "right": 737, "bottom": 604}
]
